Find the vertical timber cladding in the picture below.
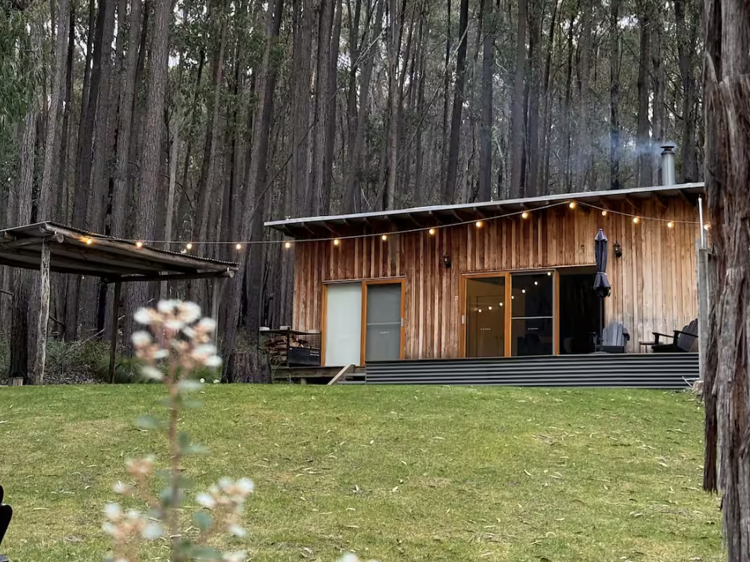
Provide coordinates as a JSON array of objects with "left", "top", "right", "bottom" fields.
[{"left": 292, "top": 197, "right": 701, "bottom": 357}]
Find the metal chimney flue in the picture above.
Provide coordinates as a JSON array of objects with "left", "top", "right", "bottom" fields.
[{"left": 661, "top": 144, "right": 676, "bottom": 186}]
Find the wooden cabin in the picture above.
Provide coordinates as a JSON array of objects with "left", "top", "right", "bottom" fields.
[{"left": 265, "top": 183, "right": 705, "bottom": 367}]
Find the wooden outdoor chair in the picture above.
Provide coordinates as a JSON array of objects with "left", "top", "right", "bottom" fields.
[
  {"left": 600, "top": 322, "right": 630, "bottom": 353},
  {"left": 0, "top": 485, "right": 12, "bottom": 562},
  {"left": 640, "top": 319, "right": 698, "bottom": 353}
]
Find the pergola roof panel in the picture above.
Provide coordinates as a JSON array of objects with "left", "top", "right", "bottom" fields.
[{"left": 0, "top": 222, "right": 238, "bottom": 281}]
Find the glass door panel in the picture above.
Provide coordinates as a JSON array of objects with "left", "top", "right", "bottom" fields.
[
  {"left": 465, "top": 276, "right": 507, "bottom": 357},
  {"left": 511, "top": 273, "right": 554, "bottom": 356},
  {"left": 365, "top": 283, "right": 402, "bottom": 361}
]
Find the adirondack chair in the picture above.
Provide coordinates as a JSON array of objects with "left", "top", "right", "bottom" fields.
[
  {"left": 0, "top": 485, "right": 12, "bottom": 562},
  {"left": 640, "top": 319, "right": 698, "bottom": 353},
  {"left": 600, "top": 322, "right": 630, "bottom": 353}
]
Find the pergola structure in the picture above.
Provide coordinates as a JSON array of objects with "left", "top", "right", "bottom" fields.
[{"left": 0, "top": 222, "right": 238, "bottom": 383}]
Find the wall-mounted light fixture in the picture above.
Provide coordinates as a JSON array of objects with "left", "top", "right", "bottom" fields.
[
  {"left": 443, "top": 254, "right": 452, "bottom": 269},
  {"left": 613, "top": 241, "right": 622, "bottom": 258}
]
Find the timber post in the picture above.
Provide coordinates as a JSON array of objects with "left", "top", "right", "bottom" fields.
[
  {"left": 109, "top": 281, "right": 122, "bottom": 383},
  {"left": 33, "top": 239, "right": 51, "bottom": 385},
  {"left": 697, "top": 245, "right": 715, "bottom": 384}
]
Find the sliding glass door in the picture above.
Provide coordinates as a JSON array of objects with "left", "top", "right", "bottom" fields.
[
  {"left": 464, "top": 271, "right": 556, "bottom": 358},
  {"left": 510, "top": 272, "right": 554, "bottom": 356},
  {"left": 465, "top": 276, "right": 508, "bottom": 357}
]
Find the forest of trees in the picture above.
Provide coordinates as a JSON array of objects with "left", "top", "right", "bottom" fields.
[{"left": 0, "top": 0, "right": 702, "bottom": 380}]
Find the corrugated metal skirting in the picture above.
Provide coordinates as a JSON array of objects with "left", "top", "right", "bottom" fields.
[{"left": 362, "top": 353, "right": 699, "bottom": 388}]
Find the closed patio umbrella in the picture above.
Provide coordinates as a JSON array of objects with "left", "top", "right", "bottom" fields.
[{"left": 594, "top": 229, "right": 611, "bottom": 350}]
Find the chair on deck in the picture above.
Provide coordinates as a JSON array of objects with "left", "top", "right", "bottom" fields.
[
  {"left": 600, "top": 322, "right": 630, "bottom": 353},
  {"left": 640, "top": 319, "right": 698, "bottom": 353},
  {"left": 0, "top": 485, "right": 12, "bottom": 562}
]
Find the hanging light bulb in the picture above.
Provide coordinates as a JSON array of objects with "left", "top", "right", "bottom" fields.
[
  {"left": 633, "top": 217, "right": 640, "bottom": 224},
  {"left": 569, "top": 201, "right": 577, "bottom": 209},
  {"left": 667, "top": 221, "right": 674, "bottom": 228},
  {"left": 85, "top": 238, "right": 93, "bottom": 245},
  {"left": 704, "top": 223, "right": 711, "bottom": 230},
  {"left": 547, "top": 271, "right": 553, "bottom": 276},
  {"left": 333, "top": 239, "right": 340, "bottom": 246},
  {"left": 186, "top": 242, "right": 193, "bottom": 250},
  {"left": 284, "top": 241, "right": 292, "bottom": 249},
  {"left": 382, "top": 234, "right": 388, "bottom": 241},
  {"left": 488, "top": 306, "right": 493, "bottom": 311},
  {"left": 236, "top": 243, "right": 242, "bottom": 250},
  {"left": 602, "top": 210, "right": 608, "bottom": 217},
  {"left": 521, "top": 211, "right": 529, "bottom": 219},
  {"left": 475, "top": 221, "right": 483, "bottom": 228},
  {"left": 429, "top": 228, "right": 436, "bottom": 235},
  {"left": 135, "top": 241, "right": 143, "bottom": 248}
]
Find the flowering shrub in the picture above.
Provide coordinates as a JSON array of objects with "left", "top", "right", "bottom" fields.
[{"left": 104, "top": 301, "right": 377, "bottom": 562}]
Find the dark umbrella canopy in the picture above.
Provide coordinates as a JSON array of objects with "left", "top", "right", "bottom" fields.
[{"left": 594, "top": 229, "right": 611, "bottom": 298}]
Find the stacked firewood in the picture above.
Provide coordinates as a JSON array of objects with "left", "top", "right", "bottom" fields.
[{"left": 263, "top": 332, "right": 314, "bottom": 365}]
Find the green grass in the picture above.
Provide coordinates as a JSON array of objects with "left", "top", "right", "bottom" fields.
[{"left": 0, "top": 385, "right": 721, "bottom": 561}]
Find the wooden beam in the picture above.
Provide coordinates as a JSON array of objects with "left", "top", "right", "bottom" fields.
[
  {"left": 113, "top": 269, "right": 236, "bottom": 283},
  {"left": 33, "top": 240, "right": 51, "bottom": 385},
  {"left": 0, "top": 236, "right": 57, "bottom": 250},
  {"left": 109, "top": 282, "right": 122, "bottom": 384},
  {"left": 210, "top": 277, "right": 227, "bottom": 346},
  {"left": 328, "top": 364, "right": 354, "bottom": 385}
]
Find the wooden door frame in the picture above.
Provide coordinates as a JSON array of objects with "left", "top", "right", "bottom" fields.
[
  {"left": 321, "top": 278, "right": 405, "bottom": 367},
  {"left": 361, "top": 278, "right": 406, "bottom": 365},
  {"left": 460, "top": 269, "right": 559, "bottom": 358}
]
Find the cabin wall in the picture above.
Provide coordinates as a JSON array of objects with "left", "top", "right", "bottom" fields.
[{"left": 292, "top": 198, "right": 700, "bottom": 356}]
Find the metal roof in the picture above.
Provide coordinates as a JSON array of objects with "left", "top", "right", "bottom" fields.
[
  {"left": 265, "top": 182, "right": 705, "bottom": 239},
  {"left": 0, "top": 222, "right": 238, "bottom": 282}
]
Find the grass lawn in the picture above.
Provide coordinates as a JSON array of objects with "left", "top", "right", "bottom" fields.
[{"left": 0, "top": 385, "right": 721, "bottom": 561}]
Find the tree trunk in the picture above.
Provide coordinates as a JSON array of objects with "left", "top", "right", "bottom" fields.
[
  {"left": 443, "top": 0, "right": 468, "bottom": 203},
  {"left": 38, "top": 0, "right": 70, "bottom": 221},
  {"left": 577, "top": 0, "right": 592, "bottom": 190},
  {"left": 111, "top": 0, "right": 143, "bottom": 238},
  {"left": 292, "top": 0, "right": 313, "bottom": 214},
  {"left": 222, "top": 0, "right": 284, "bottom": 383},
  {"left": 386, "top": 0, "right": 403, "bottom": 209},
  {"left": 651, "top": 3, "right": 665, "bottom": 182},
  {"left": 477, "top": 0, "right": 494, "bottom": 201},
  {"left": 609, "top": 0, "right": 621, "bottom": 189},
  {"left": 324, "top": 0, "right": 342, "bottom": 212},
  {"left": 636, "top": 0, "right": 652, "bottom": 187},
  {"left": 509, "top": 0, "right": 527, "bottom": 198},
  {"left": 561, "top": 6, "right": 575, "bottom": 193},
  {"left": 125, "top": 0, "right": 171, "bottom": 333},
  {"left": 539, "top": 0, "right": 558, "bottom": 193},
  {"left": 703, "top": 0, "right": 750, "bottom": 553},
  {"left": 526, "top": 0, "right": 541, "bottom": 196},
  {"left": 674, "top": 0, "right": 699, "bottom": 182},
  {"left": 8, "top": 110, "right": 37, "bottom": 383}
]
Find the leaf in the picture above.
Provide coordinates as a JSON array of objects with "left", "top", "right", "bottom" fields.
[{"left": 193, "top": 511, "right": 213, "bottom": 532}]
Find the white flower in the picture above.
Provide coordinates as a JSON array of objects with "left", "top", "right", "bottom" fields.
[
  {"left": 157, "top": 300, "right": 179, "bottom": 314},
  {"left": 205, "top": 355, "right": 222, "bottom": 368},
  {"left": 104, "top": 503, "right": 122, "bottom": 520},
  {"left": 218, "top": 477, "right": 233, "bottom": 490},
  {"left": 141, "top": 522, "right": 163, "bottom": 540},
  {"left": 102, "top": 521, "right": 117, "bottom": 535},
  {"left": 192, "top": 344, "right": 218, "bottom": 359},
  {"left": 200, "top": 378, "right": 206, "bottom": 383},
  {"left": 178, "top": 302, "right": 202, "bottom": 324},
  {"left": 236, "top": 478, "right": 254, "bottom": 495},
  {"left": 213, "top": 379, "right": 220, "bottom": 384},
  {"left": 197, "top": 317, "right": 217, "bottom": 332},
  {"left": 164, "top": 318, "right": 184, "bottom": 331},
  {"left": 141, "top": 365, "right": 164, "bottom": 381},
  {"left": 228, "top": 524, "right": 247, "bottom": 537},
  {"left": 152, "top": 349, "right": 169, "bottom": 360},
  {"left": 113, "top": 481, "right": 131, "bottom": 494},
  {"left": 223, "top": 551, "right": 247, "bottom": 562},
  {"left": 131, "top": 331, "right": 152, "bottom": 347},
  {"left": 134, "top": 308, "right": 152, "bottom": 325},
  {"left": 196, "top": 492, "right": 217, "bottom": 509}
]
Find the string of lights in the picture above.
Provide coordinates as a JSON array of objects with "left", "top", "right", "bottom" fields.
[{"left": 75, "top": 198, "right": 705, "bottom": 252}]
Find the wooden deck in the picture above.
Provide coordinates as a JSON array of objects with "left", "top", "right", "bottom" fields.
[{"left": 272, "top": 365, "right": 366, "bottom": 384}]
